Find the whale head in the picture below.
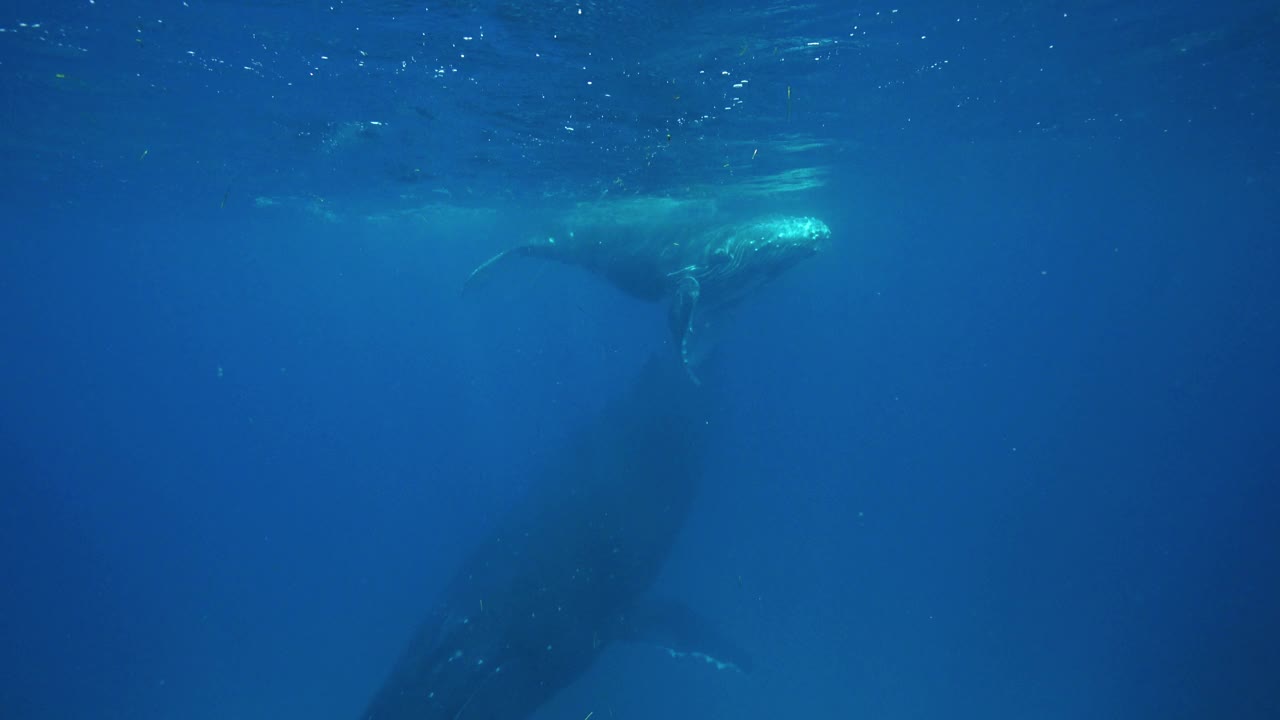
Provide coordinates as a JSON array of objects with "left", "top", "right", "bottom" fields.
[
  {"left": 694, "top": 215, "right": 831, "bottom": 299},
  {"left": 754, "top": 215, "right": 832, "bottom": 257},
  {"left": 358, "top": 607, "right": 525, "bottom": 720}
]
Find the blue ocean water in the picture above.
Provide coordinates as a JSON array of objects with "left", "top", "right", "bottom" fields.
[{"left": 1, "top": 1, "right": 1277, "bottom": 719}]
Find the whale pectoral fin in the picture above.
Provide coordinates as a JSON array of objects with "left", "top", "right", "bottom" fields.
[
  {"left": 619, "top": 597, "right": 754, "bottom": 674},
  {"left": 669, "top": 275, "right": 701, "bottom": 382},
  {"left": 462, "top": 244, "right": 552, "bottom": 296}
]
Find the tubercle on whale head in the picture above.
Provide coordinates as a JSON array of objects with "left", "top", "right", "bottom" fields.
[
  {"left": 732, "top": 216, "right": 831, "bottom": 266},
  {"left": 769, "top": 216, "right": 831, "bottom": 252}
]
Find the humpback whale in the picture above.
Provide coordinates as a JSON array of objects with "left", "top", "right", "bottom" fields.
[
  {"left": 359, "top": 355, "right": 750, "bottom": 720},
  {"left": 464, "top": 200, "right": 831, "bottom": 379}
]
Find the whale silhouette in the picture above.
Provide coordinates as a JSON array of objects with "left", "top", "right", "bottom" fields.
[{"left": 358, "top": 354, "right": 751, "bottom": 720}]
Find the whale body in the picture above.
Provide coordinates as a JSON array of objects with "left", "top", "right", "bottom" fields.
[
  {"left": 358, "top": 355, "right": 750, "bottom": 720},
  {"left": 465, "top": 200, "right": 830, "bottom": 379}
]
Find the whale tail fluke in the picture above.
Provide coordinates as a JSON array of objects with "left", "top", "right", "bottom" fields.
[{"left": 461, "top": 243, "right": 557, "bottom": 296}]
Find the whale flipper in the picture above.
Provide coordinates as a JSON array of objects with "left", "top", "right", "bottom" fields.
[
  {"left": 620, "top": 597, "right": 754, "bottom": 674},
  {"left": 669, "top": 275, "right": 701, "bottom": 382}
]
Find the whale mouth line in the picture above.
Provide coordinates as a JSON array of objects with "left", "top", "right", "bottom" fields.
[{"left": 450, "top": 661, "right": 508, "bottom": 720}]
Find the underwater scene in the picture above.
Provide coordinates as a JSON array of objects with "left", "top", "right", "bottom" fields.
[{"left": 1, "top": 1, "right": 1277, "bottom": 719}]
